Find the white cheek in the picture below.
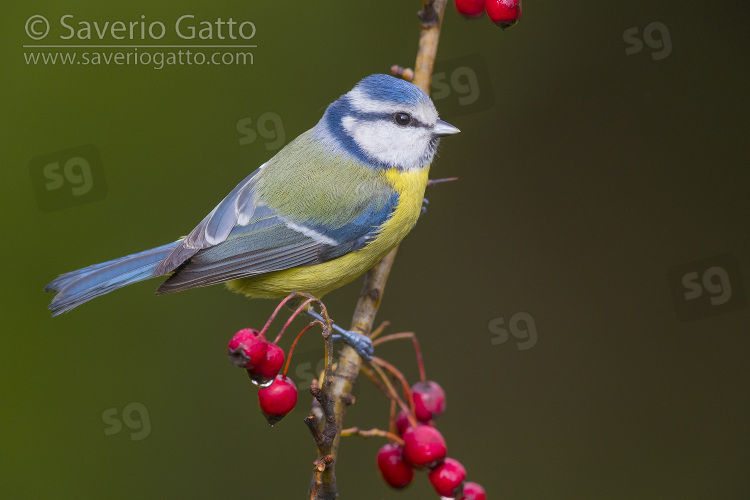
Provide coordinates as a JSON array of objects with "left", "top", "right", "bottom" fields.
[{"left": 342, "top": 117, "right": 429, "bottom": 169}]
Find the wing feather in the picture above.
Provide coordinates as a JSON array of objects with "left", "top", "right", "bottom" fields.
[
  {"left": 154, "top": 164, "right": 264, "bottom": 275},
  {"left": 154, "top": 136, "right": 399, "bottom": 293}
]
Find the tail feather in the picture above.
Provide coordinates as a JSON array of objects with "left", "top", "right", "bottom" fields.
[{"left": 46, "top": 242, "right": 180, "bottom": 316}]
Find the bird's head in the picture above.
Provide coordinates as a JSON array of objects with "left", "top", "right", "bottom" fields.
[{"left": 314, "top": 74, "right": 460, "bottom": 171}]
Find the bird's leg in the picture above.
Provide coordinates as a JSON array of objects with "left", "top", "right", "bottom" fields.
[
  {"left": 303, "top": 309, "right": 374, "bottom": 360},
  {"left": 282, "top": 296, "right": 374, "bottom": 360},
  {"left": 421, "top": 197, "right": 429, "bottom": 216}
]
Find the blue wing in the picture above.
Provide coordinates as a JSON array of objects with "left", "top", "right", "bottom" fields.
[
  {"left": 46, "top": 161, "right": 398, "bottom": 314},
  {"left": 154, "top": 165, "right": 398, "bottom": 294}
]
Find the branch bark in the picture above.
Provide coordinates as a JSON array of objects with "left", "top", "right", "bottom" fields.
[{"left": 308, "top": 1, "right": 448, "bottom": 497}]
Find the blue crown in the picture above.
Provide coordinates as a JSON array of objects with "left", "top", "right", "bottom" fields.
[{"left": 354, "top": 74, "right": 430, "bottom": 106}]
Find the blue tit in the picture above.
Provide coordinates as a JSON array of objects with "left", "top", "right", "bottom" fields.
[{"left": 45, "top": 74, "right": 460, "bottom": 357}]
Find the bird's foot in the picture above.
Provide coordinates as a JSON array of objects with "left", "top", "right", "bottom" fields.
[
  {"left": 331, "top": 328, "right": 374, "bottom": 360},
  {"left": 304, "top": 309, "right": 374, "bottom": 360}
]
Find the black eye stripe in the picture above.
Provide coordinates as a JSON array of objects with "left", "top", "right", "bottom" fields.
[
  {"left": 393, "top": 112, "right": 429, "bottom": 129},
  {"left": 346, "top": 110, "right": 429, "bottom": 129},
  {"left": 399, "top": 117, "right": 427, "bottom": 128}
]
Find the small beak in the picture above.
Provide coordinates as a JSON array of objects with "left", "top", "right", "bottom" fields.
[{"left": 432, "top": 119, "right": 461, "bottom": 137}]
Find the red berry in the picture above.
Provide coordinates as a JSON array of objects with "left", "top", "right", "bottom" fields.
[
  {"left": 401, "top": 425, "right": 447, "bottom": 467},
  {"left": 395, "top": 411, "right": 411, "bottom": 436},
  {"left": 428, "top": 458, "right": 467, "bottom": 497},
  {"left": 486, "top": 0, "right": 522, "bottom": 29},
  {"left": 454, "top": 0, "right": 486, "bottom": 18},
  {"left": 412, "top": 380, "right": 446, "bottom": 422},
  {"left": 249, "top": 341, "right": 285, "bottom": 387},
  {"left": 258, "top": 375, "right": 297, "bottom": 426},
  {"left": 460, "top": 481, "right": 487, "bottom": 500},
  {"left": 376, "top": 443, "right": 414, "bottom": 489},
  {"left": 228, "top": 328, "right": 267, "bottom": 369}
]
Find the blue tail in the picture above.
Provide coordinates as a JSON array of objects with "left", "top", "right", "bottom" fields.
[{"left": 45, "top": 242, "right": 180, "bottom": 316}]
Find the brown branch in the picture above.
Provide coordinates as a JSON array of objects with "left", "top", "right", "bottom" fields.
[
  {"left": 309, "top": 455, "right": 334, "bottom": 500},
  {"left": 304, "top": 308, "right": 338, "bottom": 484},
  {"left": 305, "top": 412, "right": 325, "bottom": 447},
  {"left": 307, "top": 1, "right": 448, "bottom": 497},
  {"left": 414, "top": 0, "right": 447, "bottom": 93}
]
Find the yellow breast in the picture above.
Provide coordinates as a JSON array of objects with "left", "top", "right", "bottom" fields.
[{"left": 226, "top": 167, "right": 430, "bottom": 298}]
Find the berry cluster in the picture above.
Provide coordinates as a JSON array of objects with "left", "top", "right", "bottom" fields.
[
  {"left": 226, "top": 295, "right": 488, "bottom": 497},
  {"left": 377, "top": 380, "right": 486, "bottom": 499},
  {"left": 228, "top": 328, "right": 298, "bottom": 425},
  {"left": 454, "top": 0, "right": 522, "bottom": 29}
]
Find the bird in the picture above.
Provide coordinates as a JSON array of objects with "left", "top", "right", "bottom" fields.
[{"left": 45, "top": 74, "right": 460, "bottom": 358}]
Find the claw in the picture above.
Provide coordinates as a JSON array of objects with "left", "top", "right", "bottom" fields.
[{"left": 332, "top": 331, "right": 374, "bottom": 360}]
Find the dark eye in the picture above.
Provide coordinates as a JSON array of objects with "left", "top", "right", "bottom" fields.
[{"left": 394, "top": 112, "right": 411, "bottom": 126}]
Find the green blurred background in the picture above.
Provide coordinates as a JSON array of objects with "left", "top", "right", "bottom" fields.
[{"left": 2, "top": 1, "right": 749, "bottom": 498}]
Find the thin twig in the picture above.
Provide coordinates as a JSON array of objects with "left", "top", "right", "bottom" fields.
[
  {"left": 305, "top": 413, "right": 325, "bottom": 447},
  {"left": 341, "top": 426, "right": 404, "bottom": 445},
  {"left": 370, "top": 360, "right": 417, "bottom": 428},
  {"left": 389, "top": 397, "right": 397, "bottom": 435},
  {"left": 273, "top": 297, "right": 317, "bottom": 344},
  {"left": 259, "top": 292, "right": 299, "bottom": 338},
  {"left": 427, "top": 176, "right": 459, "bottom": 186},
  {"left": 369, "top": 320, "right": 391, "bottom": 341},
  {"left": 372, "top": 332, "right": 426, "bottom": 383},
  {"left": 390, "top": 65, "right": 415, "bottom": 82},
  {"left": 360, "top": 365, "right": 390, "bottom": 400},
  {"left": 283, "top": 321, "right": 321, "bottom": 378},
  {"left": 371, "top": 357, "right": 417, "bottom": 422}
]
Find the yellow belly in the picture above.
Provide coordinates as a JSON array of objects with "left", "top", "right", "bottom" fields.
[{"left": 226, "top": 167, "right": 429, "bottom": 298}]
